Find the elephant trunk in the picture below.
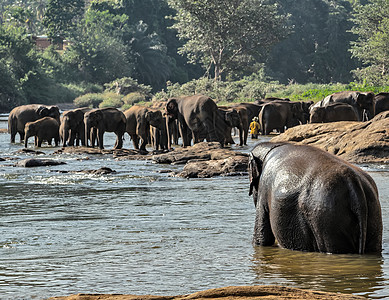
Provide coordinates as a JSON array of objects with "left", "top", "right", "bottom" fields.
[
  {"left": 24, "top": 129, "right": 32, "bottom": 148},
  {"left": 85, "top": 120, "right": 91, "bottom": 147},
  {"left": 62, "top": 121, "right": 70, "bottom": 147}
]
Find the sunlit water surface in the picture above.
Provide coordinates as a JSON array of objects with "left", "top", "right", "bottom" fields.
[{"left": 0, "top": 113, "right": 388, "bottom": 299}]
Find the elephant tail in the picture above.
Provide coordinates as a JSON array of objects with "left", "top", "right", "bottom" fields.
[
  {"left": 349, "top": 178, "right": 368, "bottom": 254},
  {"left": 8, "top": 114, "right": 16, "bottom": 134}
]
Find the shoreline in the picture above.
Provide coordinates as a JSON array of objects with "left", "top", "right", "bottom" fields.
[{"left": 46, "top": 285, "right": 365, "bottom": 300}]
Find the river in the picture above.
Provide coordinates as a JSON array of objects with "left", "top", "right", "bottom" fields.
[{"left": 0, "top": 113, "right": 388, "bottom": 299}]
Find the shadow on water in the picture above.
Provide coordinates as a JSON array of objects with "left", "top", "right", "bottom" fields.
[{"left": 251, "top": 245, "right": 386, "bottom": 298}]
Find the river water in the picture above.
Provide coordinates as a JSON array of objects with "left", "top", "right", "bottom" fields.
[{"left": 0, "top": 113, "right": 388, "bottom": 299}]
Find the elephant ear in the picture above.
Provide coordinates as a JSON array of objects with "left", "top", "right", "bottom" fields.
[
  {"left": 166, "top": 98, "right": 178, "bottom": 118},
  {"left": 248, "top": 152, "right": 262, "bottom": 198},
  {"left": 37, "top": 106, "right": 49, "bottom": 117}
]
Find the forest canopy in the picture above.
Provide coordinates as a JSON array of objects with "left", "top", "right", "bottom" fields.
[{"left": 0, "top": 0, "right": 388, "bottom": 111}]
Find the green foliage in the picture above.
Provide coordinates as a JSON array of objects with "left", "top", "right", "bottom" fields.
[
  {"left": 266, "top": 0, "right": 357, "bottom": 84},
  {"left": 350, "top": 0, "right": 389, "bottom": 85},
  {"left": 104, "top": 77, "right": 152, "bottom": 97},
  {"left": 168, "top": 0, "right": 289, "bottom": 80},
  {"left": 98, "top": 92, "right": 124, "bottom": 108},
  {"left": 154, "top": 76, "right": 282, "bottom": 103},
  {"left": 43, "top": 0, "right": 84, "bottom": 41},
  {"left": 122, "top": 92, "right": 147, "bottom": 107},
  {"left": 73, "top": 93, "right": 104, "bottom": 108}
]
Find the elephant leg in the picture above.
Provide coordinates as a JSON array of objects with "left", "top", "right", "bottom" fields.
[
  {"left": 97, "top": 129, "right": 104, "bottom": 149},
  {"left": 114, "top": 133, "right": 123, "bottom": 149},
  {"left": 130, "top": 134, "right": 139, "bottom": 149},
  {"left": 253, "top": 204, "right": 275, "bottom": 246},
  {"left": 239, "top": 127, "right": 244, "bottom": 146},
  {"left": 37, "top": 137, "right": 42, "bottom": 147},
  {"left": 11, "top": 132, "right": 16, "bottom": 143},
  {"left": 139, "top": 134, "right": 148, "bottom": 151},
  {"left": 179, "top": 123, "right": 190, "bottom": 147},
  {"left": 48, "top": 138, "right": 52, "bottom": 146}
]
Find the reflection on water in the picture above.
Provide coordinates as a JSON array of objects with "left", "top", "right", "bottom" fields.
[
  {"left": 0, "top": 114, "right": 389, "bottom": 299},
  {"left": 251, "top": 246, "right": 385, "bottom": 298}
]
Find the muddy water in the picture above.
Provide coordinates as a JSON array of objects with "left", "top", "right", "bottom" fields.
[{"left": 0, "top": 113, "right": 388, "bottom": 299}]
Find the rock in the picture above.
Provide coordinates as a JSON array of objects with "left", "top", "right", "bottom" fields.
[
  {"left": 55, "top": 167, "right": 116, "bottom": 175},
  {"left": 271, "top": 111, "right": 389, "bottom": 164},
  {"left": 45, "top": 285, "right": 364, "bottom": 300},
  {"left": 16, "top": 158, "right": 66, "bottom": 167},
  {"left": 151, "top": 142, "right": 249, "bottom": 178},
  {"left": 16, "top": 148, "right": 45, "bottom": 155},
  {"left": 152, "top": 142, "right": 241, "bottom": 164},
  {"left": 177, "top": 155, "right": 248, "bottom": 178}
]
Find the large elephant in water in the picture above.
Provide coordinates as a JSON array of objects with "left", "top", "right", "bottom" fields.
[
  {"left": 8, "top": 104, "right": 60, "bottom": 143},
  {"left": 60, "top": 107, "right": 91, "bottom": 147},
  {"left": 314, "top": 91, "right": 375, "bottom": 121},
  {"left": 248, "top": 142, "right": 382, "bottom": 254},
  {"left": 124, "top": 105, "right": 164, "bottom": 151},
  {"left": 309, "top": 103, "right": 359, "bottom": 123},
  {"left": 84, "top": 107, "right": 126, "bottom": 149},
  {"left": 165, "top": 94, "right": 221, "bottom": 149}
]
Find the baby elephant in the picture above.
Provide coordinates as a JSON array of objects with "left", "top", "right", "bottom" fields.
[
  {"left": 249, "top": 142, "right": 382, "bottom": 254},
  {"left": 24, "top": 117, "right": 60, "bottom": 148}
]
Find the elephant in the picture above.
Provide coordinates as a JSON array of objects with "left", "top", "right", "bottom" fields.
[
  {"left": 314, "top": 91, "right": 375, "bottom": 121},
  {"left": 150, "top": 116, "right": 168, "bottom": 151},
  {"left": 84, "top": 107, "right": 126, "bottom": 149},
  {"left": 309, "top": 103, "right": 359, "bottom": 123},
  {"left": 229, "top": 105, "right": 249, "bottom": 146},
  {"left": 258, "top": 101, "right": 305, "bottom": 135},
  {"left": 165, "top": 94, "right": 222, "bottom": 149},
  {"left": 24, "top": 117, "right": 60, "bottom": 148},
  {"left": 248, "top": 142, "right": 382, "bottom": 254},
  {"left": 124, "top": 105, "right": 165, "bottom": 151},
  {"left": 374, "top": 93, "right": 389, "bottom": 115},
  {"left": 217, "top": 108, "right": 243, "bottom": 146},
  {"left": 8, "top": 104, "right": 60, "bottom": 143},
  {"left": 60, "top": 107, "right": 91, "bottom": 147}
]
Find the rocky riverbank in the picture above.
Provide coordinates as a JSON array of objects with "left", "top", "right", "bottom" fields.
[
  {"left": 46, "top": 285, "right": 364, "bottom": 300},
  {"left": 272, "top": 111, "right": 389, "bottom": 164}
]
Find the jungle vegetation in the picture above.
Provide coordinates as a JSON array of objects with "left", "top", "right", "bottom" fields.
[{"left": 0, "top": 0, "right": 388, "bottom": 112}]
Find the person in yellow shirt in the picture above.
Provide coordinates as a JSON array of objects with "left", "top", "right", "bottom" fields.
[{"left": 250, "top": 117, "right": 260, "bottom": 139}]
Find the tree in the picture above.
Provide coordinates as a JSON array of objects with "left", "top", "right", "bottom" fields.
[
  {"left": 350, "top": 0, "right": 389, "bottom": 85},
  {"left": 43, "top": 0, "right": 84, "bottom": 41},
  {"left": 266, "top": 0, "right": 357, "bottom": 84},
  {"left": 167, "top": 0, "right": 289, "bottom": 80}
]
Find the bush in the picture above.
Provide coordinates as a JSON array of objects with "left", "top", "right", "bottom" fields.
[
  {"left": 104, "top": 77, "right": 152, "bottom": 97},
  {"left": 74, "top": 93, "right": 105, "bottom": 108},
  {"left": 122, "top": 92, "right": 147, "bottom": 107},
  {"left": 99, "top": 92, "right": 124, "bottom": 108}
]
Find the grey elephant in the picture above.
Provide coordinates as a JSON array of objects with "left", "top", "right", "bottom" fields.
[
  {"left": 24, "top": 117, "right": 60, "bottom": 148},
  {"left": 248, "top": 142, "right": 382, "bottom": 254},
  {"left": 309, "top": 103, "right": 359, "bottom": 123},
  {"left": 124, "top": 105, "right": 164, "bottom": 151},
  {"left": 8, "top": 104, "right": 60, "bottom": 143},
  {"left": 230, "top": 105, "right": 249, "bottom": 146},
  {"left": 217, "top": 108, "right": 243, "bottom": 146},
  {"left": 316, "top": 91, "right": 375, "bottom": 121},
  {"left": 165, "top": 94, "right": 221, "bottom": 149},
  {"left": 259, "top": 101, "right": 305, "bottom": 135},
  {"left": 60, "top": 107, "right": 91, "bottom": 147},
  {"left": 374, "top": 93, "right": 389, "bottom": 115},
  {"left": 84, "top": 107, "right": 126, "bottom": 149},
  {"left": 150, "top": 116, "right": 168, "bottom": 151}
]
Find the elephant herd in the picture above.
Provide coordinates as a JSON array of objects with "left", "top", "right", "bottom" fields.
[
  {"left": 6, "top": 93, "right": 386, "bottom": 256},
  {"left": 7, "top": 91, "right": 389, "bottom": 150}
]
